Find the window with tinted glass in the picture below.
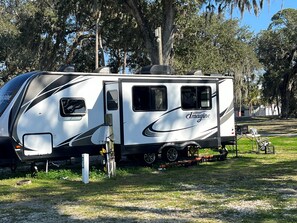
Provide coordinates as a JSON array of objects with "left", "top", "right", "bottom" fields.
[
  {"left": 181, "top": 86, "right": 211, "bottom": 110},
  {"left": 132, "top": 86, "right": 167, "bottom": 111},
  {"left": 60, "top": 98, "right": 86, "bottom": 117},
  {"left": 0, "top": 72, "right": 33, "bottom": 117},
  {"left": 107, "top": 90, "right": 118, "bottom": 110}
]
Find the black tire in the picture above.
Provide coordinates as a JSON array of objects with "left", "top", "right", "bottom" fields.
[
  {"left": 162, "top": 147, "right": 179, "bottom": 162},
  {"left": 143, "top": 153, "right": 156, "bottom": 165}
]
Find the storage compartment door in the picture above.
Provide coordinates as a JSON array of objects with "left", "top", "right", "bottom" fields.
[{"left": 23, "top": 133, "right": 53, "bottom": 156}]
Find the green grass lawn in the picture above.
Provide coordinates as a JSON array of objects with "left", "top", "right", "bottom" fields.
[{"left": 0, "top": 135, "right": 297, "bottom": 222}]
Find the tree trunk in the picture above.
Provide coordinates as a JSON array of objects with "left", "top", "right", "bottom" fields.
[
  {"left": 276, "top": 98, "right": 280, "bottom": 116},
  {"left": 95, "top": 11, "right": 101, "bottom": 69},
  {"left": 280, "top": 74, "right": 294, "bottom": 118},
  {"left": 123, "top": 0, "right": 158, "bottom": 64},
  {"left": 122, "top": 49, "right": 127, "bottom": 74},
  {"left": 161, "top": 0, "right": 176, "bottom": 65},
  {"left": 122, "top": 0, "right": 176, "bottom": 65}
]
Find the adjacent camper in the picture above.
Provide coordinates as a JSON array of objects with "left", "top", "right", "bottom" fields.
[{"left": 0, "top": 66, "right": 235, "bottom": 166}]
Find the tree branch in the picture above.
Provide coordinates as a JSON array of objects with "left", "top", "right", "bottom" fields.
[
  {"left": 66, "top": 33, "right": 95, "bottom": 64},
  {"left": 121, "top": 0, "right": 158, "bottom": 64}
]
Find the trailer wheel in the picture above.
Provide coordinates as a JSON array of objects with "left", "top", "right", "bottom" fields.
[
  {"left": 162, "top": 147, "right": 179, "bottom": 162},
  {"left": 143, "top": 153, "right": 156, "bottom": 165}
]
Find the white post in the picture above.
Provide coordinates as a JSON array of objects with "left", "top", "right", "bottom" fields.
[{"left": 82, "top": 153, "right": 89, "bottom": 184}]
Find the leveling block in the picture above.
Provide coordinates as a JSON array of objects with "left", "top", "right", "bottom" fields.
[{"left": 158, "top": 149, "right": 228, "bottom": 170}]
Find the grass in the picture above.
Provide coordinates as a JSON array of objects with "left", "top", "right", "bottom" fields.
[{"left": 0, "top": 118, "right": 297, "bottom": 222}]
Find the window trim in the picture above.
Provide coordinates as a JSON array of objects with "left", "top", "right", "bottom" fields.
[{"left": 132, "top": 85, "right": 168, "bottom": 112}]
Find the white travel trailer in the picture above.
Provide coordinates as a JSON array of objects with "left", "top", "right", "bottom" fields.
[{"left": 0, "top": 66, "right": 235, "bottom": 166}]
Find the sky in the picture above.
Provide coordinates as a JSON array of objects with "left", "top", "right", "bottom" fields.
[{"left": 227, "top": 0, "right": 297, "bottom": 33}]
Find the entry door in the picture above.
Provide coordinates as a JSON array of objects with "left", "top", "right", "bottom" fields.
[{"left": 104, "top": 82, "right": 120, "bottom": 144}]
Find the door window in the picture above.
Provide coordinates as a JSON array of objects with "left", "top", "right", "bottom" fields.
[{"left": 106, "top": 90, "right": 118, "bottom": 110}]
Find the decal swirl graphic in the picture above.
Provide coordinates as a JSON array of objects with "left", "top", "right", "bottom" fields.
[{"left": 142, "top": 107, "right": 211, "bottom": 137}]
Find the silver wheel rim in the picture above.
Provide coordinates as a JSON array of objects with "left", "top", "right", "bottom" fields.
[
  {"left": 143, "top": 153, "right": 156, "bottom": 164},
  {"left": 167, "top": 148, "right": 178, "bottom": 162}
]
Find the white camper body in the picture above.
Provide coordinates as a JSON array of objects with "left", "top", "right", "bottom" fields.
[{"left": 0, "top": 68, "right": 235, "bottom": 165}]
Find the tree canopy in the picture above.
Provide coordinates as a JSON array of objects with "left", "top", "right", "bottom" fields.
[
  {"left": 0, "top": 0, "right": 272, "bottom": 117},
  {"left": 0, "top": 0, "right": 265, "bottom": 75},
  {"left": 257, "top": 8, "right": 297, "bottom": 118}
]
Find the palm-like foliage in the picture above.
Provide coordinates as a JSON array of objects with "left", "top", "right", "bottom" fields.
[{"left": 211, "top": 0, "right": 269, "bottom": 15}]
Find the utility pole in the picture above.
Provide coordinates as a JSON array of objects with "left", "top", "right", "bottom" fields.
[{"left": 155, "top": 27, "right": 163, "bottom": 65}]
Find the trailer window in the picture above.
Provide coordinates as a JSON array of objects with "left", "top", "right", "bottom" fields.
[
  {"left": 0, "top": 72, "right": 33, "bottom": 117},
  {"left": 181, "top": 86, "right": 211, "bottom": 110},
  {"left": 133, "top": 86, "right": 167, "bottom": 111},
  {"left": 107, "top": 90, "right": 118, "bottom": 110},
  {"left": 60, "top": 98, "right": 86, "bottom": 117}
]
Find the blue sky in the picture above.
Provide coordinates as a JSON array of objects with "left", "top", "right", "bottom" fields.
[{"left": 227, "top": 0, "right": 297, "bottom": 33}]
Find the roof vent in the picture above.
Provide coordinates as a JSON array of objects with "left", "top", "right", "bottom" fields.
[
  {"left": 94, "top": 67, "right": 110, "bottom": 74},
  {"left": 137, "top": 65, "right": 174, "bottom": 75},
  {"left": 186, "top": 70, "right": 203, "bottom": 75}
]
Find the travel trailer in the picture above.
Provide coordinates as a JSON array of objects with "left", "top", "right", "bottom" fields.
[{"left": 0, "top": 66, "right": 235, "bottom": 166}]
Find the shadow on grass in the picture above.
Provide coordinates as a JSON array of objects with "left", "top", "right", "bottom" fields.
[
  {"left": 0, "top": 154, "right": 297, "bottom": 222},
  {"left": 236, "top": 116, "right": 297, "bottom": 135}
]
